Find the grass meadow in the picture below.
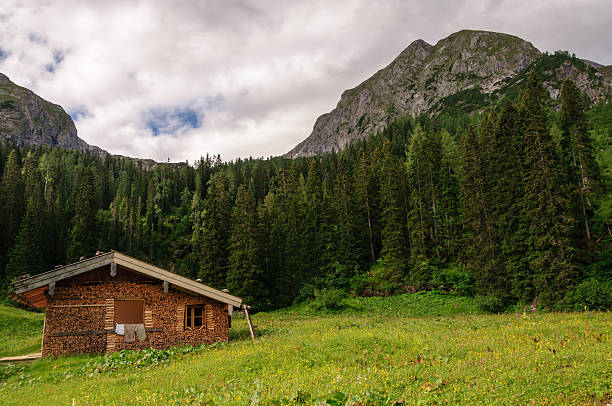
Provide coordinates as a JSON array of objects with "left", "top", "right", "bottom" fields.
[{"left": 0, "top": 293, "right": 610, "bottom": 405}]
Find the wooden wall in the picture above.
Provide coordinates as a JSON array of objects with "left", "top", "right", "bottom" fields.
[{"left": 42, "top": 278, "right": 230, "bottom": 356}]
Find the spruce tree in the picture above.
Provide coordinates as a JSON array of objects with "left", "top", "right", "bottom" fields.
[
  {"left": 379, "top": 140, "right": 409, "bottom": 288},
  {"left": 520, "top": 71, "right": 577, "bottom": 304},
  {"left": 459, "top": 124, "right": 492, "bottom": 292},
  {"left": 0, "top": 150, "right": 24, "bottom": 268},
  {"left": 303, "top": 158, "right": 324, "bottom": 278},
  {"left": 334, "top": 154, "right": 361, "bottom": 266},
  {"left": 197, "top": 171, "right": 231, "bottom": 288},
  {"left": 560, "top": 79, "right": 600, "bottom": 242},
  {"left": 67, "top": 167, "right": 98, "bottom": 262},
  {"left": 490, "top": 103, "right": 529, "bottom": 303},
  {"left": 227, "top": 184, "right": 267, "bottom": 308},
  {"left": 354, "top": 149, "right": 376, "bottom": 261},
  {"left": 5, "top": 199, "right": 46, "bottom": 283}
]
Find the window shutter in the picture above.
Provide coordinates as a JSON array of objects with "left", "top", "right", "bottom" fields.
[
  {"left": 205, "top": 305, "right": 214, "bottom": 330},
  {"left": 114, "top": 300, "right": 144, "bottom": 324}
]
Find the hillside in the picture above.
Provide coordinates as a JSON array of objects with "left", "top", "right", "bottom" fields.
[{"left": 286, "top": 30, "right": 612, "bottom": 158}]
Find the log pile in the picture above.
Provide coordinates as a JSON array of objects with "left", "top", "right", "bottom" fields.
[{"left": 42, "top": 280, "right": 230, "bottom": 356}]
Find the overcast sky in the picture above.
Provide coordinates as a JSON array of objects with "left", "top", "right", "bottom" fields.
[{"left": 0, "top": 0, "right": 610, "bottom": 162}]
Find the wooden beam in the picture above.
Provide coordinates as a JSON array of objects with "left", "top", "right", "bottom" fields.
[
  {"left": 163, "top": 280, "right": 169, "bottom": 294},
  {"left": 50, "top": 328, "right": 162, "bottom": 337},
  {"left": 113, "top": 253, "right": 242, "bottom": 307},
  {"left": 48, "top": 281, "right": 55, "bottom": 296},
  {"left": 48, "top": 304, "right": 107, "bottom": 308},
  {"left": 13, "top": 253, "right": 114, "bottom": 294},
  {"left": 110, "top": 263, "right": 117, "bottom": 277},
  {"left": 243, "top": 305, "right": 255, "bottom": 340}
]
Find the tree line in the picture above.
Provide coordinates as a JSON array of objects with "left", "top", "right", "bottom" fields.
[{"left": 1, "top": 73, "right": 610, "bottom": 310}]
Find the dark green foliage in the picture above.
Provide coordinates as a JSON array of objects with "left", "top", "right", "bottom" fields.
[
  {"left": 379, "top": 140, "right": 408, "bottom": 288},
  {"left": 196, "top": 172, "right": 231, "bottom": 288},
  {"left": 475, "top": 294, "right": 504, "bottom": 313},
  {"left": 227, "top": 184, "right": 267, "bottom": 308},
  {"left": 519, "top": 71, "right": 577, "bottom": 304},
  {"left": 67, "top": 167, "right": 98, "bottom": 262},
  {"left": 5, "top": 200, "right": 46, "bottom": 282},
  {"left": 563, "top": 278, "right": 612, "bottom": 310},
  {"left": 311, "top": 288, "right": 347, "bottom": 311},
  {"left": 0, "top": 72, "right": 609, "bottom": 312},
  {"left": 560, "top": 79, "right": 600, "bottom": 244},
  {"left": 0, "top": 150, "right": 24, "bottom": 278},
  {"left": 431, "top": 264, "right": 475, "bottom": 296}
]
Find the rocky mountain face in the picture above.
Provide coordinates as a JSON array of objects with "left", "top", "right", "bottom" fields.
[
  {"left": 0, "top": 72, "right": 100, "bottom": 153},
  {"left": 286, "top": 30, "right": 612, "bottom": 158}
]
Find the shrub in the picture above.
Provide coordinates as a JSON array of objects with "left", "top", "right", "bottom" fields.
[
  {"left": 311, "top": 288, "right": 347, "bottom": 311},
  {"left": 349, "top": 260, "right": 395, "bottom": 296},
  {"left": 475, "top": 294, "right": 504, "bottom": 313},
  {"left": 431, "top": 264, "right": 475, "bottom": 296},
  {"left": 407, "top": 260, "right": 436, "bottom": 290},
  {"left": 323, "top": 262, "right": 357, "bottom": 291},
  {"left": 563, "top": 278, "right": 612, "bottom": 311},
  {"left": 294, "top": 283, "right": 317, "bottom": 304}
]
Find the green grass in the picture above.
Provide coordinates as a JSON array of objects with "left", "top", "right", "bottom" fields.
[
  {"left": 0, "top": 304, "right": 44, "bottom": 357},
  {"left": 0, "top": 299, "right": 610, "bottom": 405}
]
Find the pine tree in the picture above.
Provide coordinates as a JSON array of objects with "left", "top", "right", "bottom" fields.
[
  {"left": 354, "top": 148, "right": 376, "bottom": 261},
  {"left": 490, "top": 103, "right": 529, "bottom": 303},
  {"left": 459, "top": 124, "right": 493, "bottom": 292},
  {"left": 303, "top": 158, "right": 324, "bottom": 279},
  {"left": 438, "top": 130, "right": 461, "bottom": 261},
  {"left": 0, "top": 150, "right": 24, "bottom": 267},
  {"left": 334, "top": 154, "right": 361, "bottom": 266},
  {"left": 407, "top": 126, "right": 443, "bottom": 260},
  {"left": 5, "top": 199, "right": 46, "bottom": 283},
  {"left": 67, "top": 167, "right": 98, "bottom": 262},
  {"left": 520, "top": 71, "right": 577, "bottom": 304},
  {"left": 227, "top": 184, "right": 268, "bottom": 308},
  {"left": 379, "top": 140, "right": 409, "bottom": 288},
  {"left": 560, "top": 79, "right": 600, "bottom": 242},
  {"left": 197, "top": 171, "right": 231, "bottom": 289}
]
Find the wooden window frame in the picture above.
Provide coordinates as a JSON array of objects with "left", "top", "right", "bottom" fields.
[{"left": 184, "top": 304, "right": 206, "bottom": 330}]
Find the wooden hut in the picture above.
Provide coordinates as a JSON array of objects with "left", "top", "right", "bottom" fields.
[{"left": 10, "top": 251, "right": 243, "bottom": 356}]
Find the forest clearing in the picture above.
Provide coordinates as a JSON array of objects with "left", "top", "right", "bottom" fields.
[{"left": 0, "top": 296, "right": 610, "bottom": 405}]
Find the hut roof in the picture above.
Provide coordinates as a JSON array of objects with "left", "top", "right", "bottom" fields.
[{"left": 10, "top": 251, "right": 242, "bottom": 308}]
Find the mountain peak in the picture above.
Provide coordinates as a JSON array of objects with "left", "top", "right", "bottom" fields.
[
  {"left": 0, "top": 72, "right": 99, "bottom": 153},
  {"left": 285, "top": 30, "right": 609, "bottom": 158}
]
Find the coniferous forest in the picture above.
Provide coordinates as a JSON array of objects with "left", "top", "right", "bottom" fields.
[{"left": 1, "top": 74, "right": 611, "bottom": 311}]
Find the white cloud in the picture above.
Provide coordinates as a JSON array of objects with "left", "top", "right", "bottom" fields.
[{"left": 0, "top": 0, "right": 610, "bottom": 162}]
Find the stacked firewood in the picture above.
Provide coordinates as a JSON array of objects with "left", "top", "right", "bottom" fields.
[{"left": 43, "top": 281, "right": 230, "bottom": 356}]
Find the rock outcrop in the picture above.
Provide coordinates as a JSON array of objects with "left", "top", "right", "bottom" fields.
[
  {"left": 0, "top": 72, "right": 99, "bottom": 153},
  {"left": 286, "top": 30, "right": 611, "bottom": 158}
]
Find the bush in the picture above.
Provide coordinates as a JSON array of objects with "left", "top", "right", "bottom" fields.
[
  {"left": 294, "top": 283, "right": 317, "bottom": 304},
  {"left": 431, "top": 264, "right": 475, "bottom": 296},
  {"left": 563, "top": 278, "right": 612, "bottom": 311},
  {"left": 323, "top": 262, "right": 358, "bottom": 291},
  {"left": 311, "top": 289, "right": 347, "bottom": 311},
  {"left": 476, "top": 294, "right": 504, "bottom": 313},
  {"left": 349, "top": 260, "right": 395, "bottom": 296},
  {"left": 407, "top": 261, "right": 436, "bottom": 291}
]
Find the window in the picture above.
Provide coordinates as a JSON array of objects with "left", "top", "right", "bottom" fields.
[
  {"left": 115, "top": 300, "right": 144, "bottom": 324},
  {"left": 185, "top": 305, "right": 205, "bottom": 329}
]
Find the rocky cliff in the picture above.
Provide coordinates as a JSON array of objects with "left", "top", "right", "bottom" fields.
[
  {"left": 286, "top": 30, "right": 612, "bottom": 158},
  {"left": 0, "top": 72, "right": 99, "bottom": 153}
]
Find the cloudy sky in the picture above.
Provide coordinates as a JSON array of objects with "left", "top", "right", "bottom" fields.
[{"left": 0, "top": 0, "right": 611, "bottom": 162}]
